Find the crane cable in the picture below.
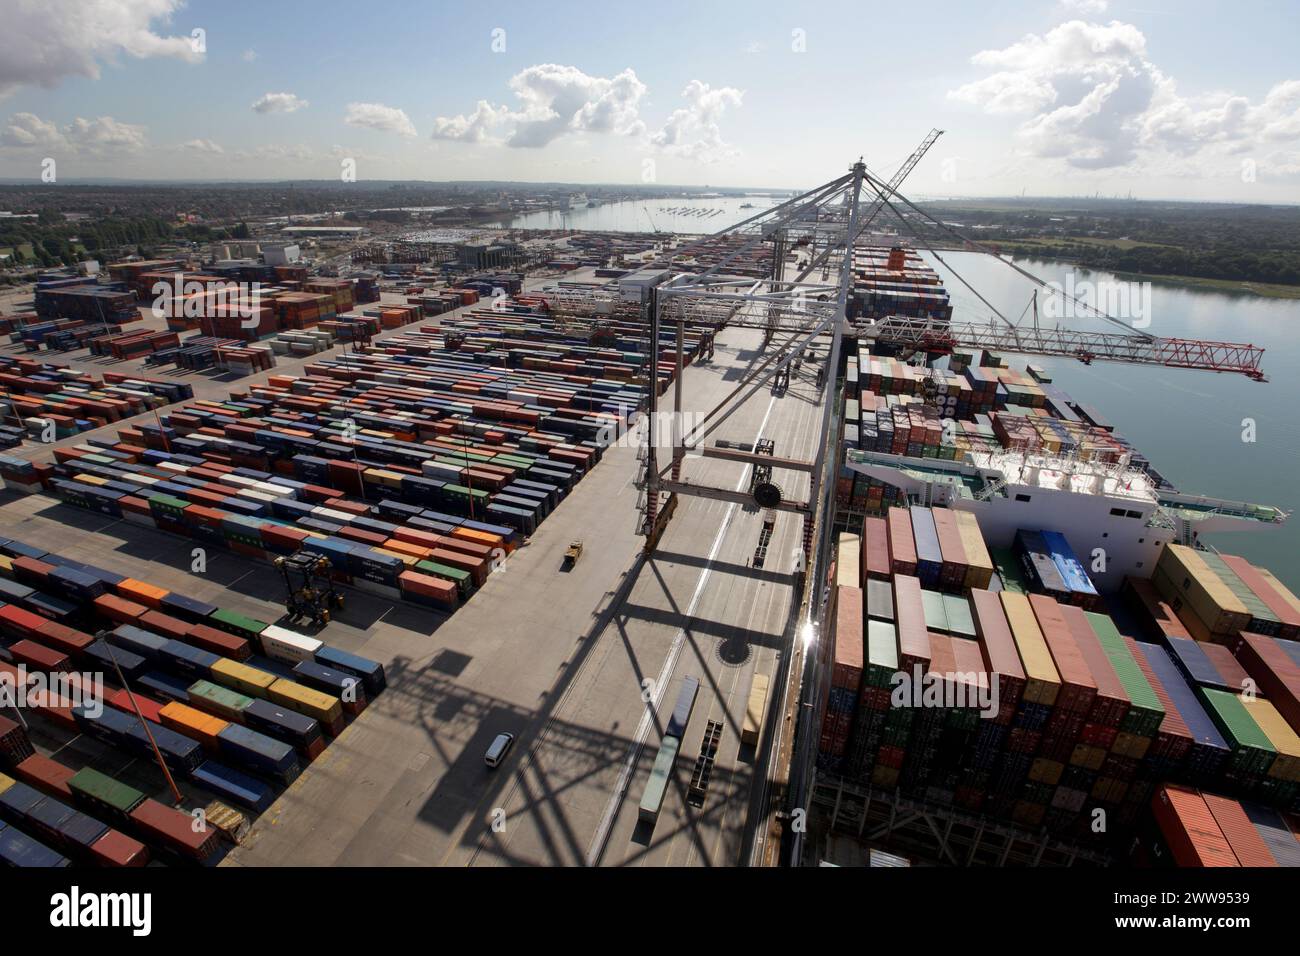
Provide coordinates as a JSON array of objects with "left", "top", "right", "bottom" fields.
[{"left": 860, "top": 169, "right": 1155, "bottom": 341}]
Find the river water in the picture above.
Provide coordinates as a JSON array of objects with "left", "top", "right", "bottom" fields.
[
  {"left": 499, "top": 195, "right": 786, "bottom": 233},
  {"left": 920, "top": 250, "right": 1300, "bottom": 590}
]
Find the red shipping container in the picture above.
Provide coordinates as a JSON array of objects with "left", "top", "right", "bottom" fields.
[
  {"left": 1151, "top": 785, "right": 1239, "bottom": 867},
  {"left": 1029, "top": 594, "right": 1096, "bottom": 715},
  {"left": 887, "top": 507, "right": 917, "bottom": 575},
  {"left": 89, "top": 830, "right": 151, "bottom": 867},
  {"left": 1200, "top": 643, "right": 1251, "bottom": 695},
  {"left": 1061, "top": 603, "right": 1130, "bottom": 728},
  {"left": 9, "top": 639, "right": 70, "bottom": 672},
  {"left": 861, "top": 515, "right": 892, "bottom": 582},
  {"left": 0, "top": 604, "right": 48, "bottom": 639},
  {"left": 35, "top": 620, "right": 95, "bottom": 656},
  {"left": 12, "top": 555, "right": 56, "bottom": 588},
  {"left": 93, "top": 593, "right": 148, "bottom": 625},
  {"left": 398, "top": 570, "right": 458, "bottom": 609},
  {"left": 1231, "top": 632, "right": 1300, "bottom": 734},
  {"left": 139, "top": 610, "right": 191, "bottom": 641},
  {"left": 971, "top": 588, "right": 1026, "bottom": 717},
  {"left": 930, "top": 508, "right": 968, "bottom": 589},
  {"left": 103, "top": 687, "right": 165, "bottom": 724},
  {"left": 185, "top": 622, "right": 251, "bottom": 661},
  {"left": 831, "top": 585, "right": 864, "bottom": 691},
  {"left": 128, "top": 798, "right": 220, "bottom": 862},
  {"left": 1201, "top": 792, "right": 1277, "bottom": 866},
  {"left": 893, "top": 574, "right": 931, "bottom": 674},
  {"left": 14, "top": 753, "right": 75, "bottom": 800},
  {"left": 1218, "top": 554, "right": 1300, "bottom": 640}
]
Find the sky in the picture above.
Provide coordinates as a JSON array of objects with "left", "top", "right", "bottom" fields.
[{"left": 1, "top": 0, "right": 1299, "bottom": 201}]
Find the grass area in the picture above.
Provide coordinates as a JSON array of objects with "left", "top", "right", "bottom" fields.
[
  {"left": 1110, "top": 271, "right": 1300, "bottom": 299},
  {"left": 994, "top": 241, "right": 1300, "bottom": 299},
  {"left": 1007, "top": 236, "right": 1176, "bottom": 252}
]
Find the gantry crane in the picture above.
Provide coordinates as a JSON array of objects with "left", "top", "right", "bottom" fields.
[
  {"left": 624, "top": 134, "right": 1272, "bottom": 870},
  {"left": 854, "top": 164, "right": 1268, "bottom": 381}
]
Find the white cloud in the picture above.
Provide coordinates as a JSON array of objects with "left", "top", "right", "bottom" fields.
[
  {"left": 947, "top": 20, "right": 1300, "bottom": 171},
  {"left": 242, "top": 50, "right": 257, "bottom": 63},
  {"left": 1, "top": 112, "right": 147, "bottom": 152},
  {"left": 1061, "top": 0, "right": 1108, "bottom": 11},
  {"left": 252, "top": 92, "right": 308, "bottom": 114},
  {"left": 344, "top": 102, "right": 417, "bottom": 137},
  {"left": 179, "top": 138, "right": 223, "bottom": 154},
  {"left": 433, "top": 64, "right": 646, "bottom": 148},
  {"left": 234, "top": 143, "right": 315, "bottom": 162},
  {"left": 431, "top": 100, "right": 510, "bottom": 143},
  {"left": 651, "top": 80, "right": 744, "bottom": 163},
  {"left": 431, "top": 65, "right": 744, "bottom": 163},
  {"left": 0, "top": 0, "right": 202, "bottom": 98}
]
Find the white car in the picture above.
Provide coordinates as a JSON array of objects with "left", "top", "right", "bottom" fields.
[{"left": 484, "top": 732, "right": 515, "bottom": 768}]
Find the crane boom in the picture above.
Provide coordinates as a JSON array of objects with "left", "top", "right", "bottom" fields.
[
  {"left": 790, "top": 129, "right": 944, "bottom": 286},
  {"left": 862, "top": 316, "right": 1268, "bottom": 380}
]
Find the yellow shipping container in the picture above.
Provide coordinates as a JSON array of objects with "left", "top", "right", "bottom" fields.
[
  {"left": 1114, "top": 731, "right": 1152, "bottom": 760},
  {"left": 1156, "top": 544, "right": 1250, "bottom": 634},
  {"left": 211, "top": 658, "right": 276, "bottom": 698},
  {"left": 1029, "top": 758, "right": 1063, "bottom": 785},
  {"left": 1000, "top": 592, "right": 1061, "bottom": 706},
  {"left": 1245, "top": 698, "right": 1300, "bottom": 781},
  {"left": 871, "top": 764, "right": 899, "bottom": 789},
  {"left": 268, "top": 678, "right": 343, "bottom": 726},
  {"left": 954, "top": 511, "right": 994, "bottom": 589}
]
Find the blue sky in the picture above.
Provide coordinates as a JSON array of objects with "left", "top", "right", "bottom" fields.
[{"left": 1, "top": 0, "right": 1299, "bottom": 200}]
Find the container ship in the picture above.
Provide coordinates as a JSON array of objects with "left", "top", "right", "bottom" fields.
[{"left": 806, "top": 245, "right": 1300, "bottom": 867}]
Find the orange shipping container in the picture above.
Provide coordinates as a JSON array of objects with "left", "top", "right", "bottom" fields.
[{"left": 160, "top": 701, "right": 229, "bottom": 750}]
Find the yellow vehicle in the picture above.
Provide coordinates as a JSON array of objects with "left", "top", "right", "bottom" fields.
[{"left": 563, "top": 540, "right": 584, "bottom": 569}]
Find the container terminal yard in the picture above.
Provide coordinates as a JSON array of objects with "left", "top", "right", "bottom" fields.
[{"left": 1, "top": 144, "right": 1299, "bottom": 878}]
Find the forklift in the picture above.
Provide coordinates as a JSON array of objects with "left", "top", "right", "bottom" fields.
[{"left": 275, "top": 551, "right": 345, "bottom": 627}]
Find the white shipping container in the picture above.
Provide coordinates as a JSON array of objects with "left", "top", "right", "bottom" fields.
[{"left": 259, "top": 624, "right": 324, "bottom": 664}]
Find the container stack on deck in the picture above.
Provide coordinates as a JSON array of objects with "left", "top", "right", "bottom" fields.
[
  {"left": 817, "top": 506, "right": 1300, "bottom": 847},
  {"left": 837, "top": 339, "right": 1172, "bottom": 519},
  {"left": 1136, "top": 783, "right": 1300, "bottom": 866},
  {"left": 0, "top": 535, "right": 386, "bottom": 867}
]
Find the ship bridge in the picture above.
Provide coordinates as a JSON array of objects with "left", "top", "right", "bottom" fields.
[{"left": 842, "top": 447, "right": 1288, "bottom": 590}]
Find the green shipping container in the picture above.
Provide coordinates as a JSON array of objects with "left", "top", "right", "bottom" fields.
[
  {"left": 921, "top": 589, "right": 950, "bottom": 633},
  {"left": 638, "top": 736, "right": 679, "bottom": 824},
  {"left": 1199, "top": 688, "right": 1277, "bottom": 774},
  {"left": 1085, "top": 611, "right": 1163, "bottom": 736},
  {"left": 941, "top": 594, "right": 976, "bottom": 639},
  {"left": 188, "top": 678, "right": 254, "bottom": 721},
  {"left": 415, "top": 559, "right": 473, "bottom": 598},
  {"left": 210, "top": 608, "right": 269, "bottom": 640},
  {"left": 992, "top": 548, "right": 1027, "bottom": 594},
  {"left": 865, "top": 620, "right": 899, "bottom": 688},
  {"left": 1198, "top": 553, "right": 1280, "bottom": 631},
  {"left": 68, "top": 767, "right": 145, "bottom": 816}
]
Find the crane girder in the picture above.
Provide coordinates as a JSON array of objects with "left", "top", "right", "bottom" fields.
[{"left": 860, "top": 317, "right": 1267, "bottom": 381}]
